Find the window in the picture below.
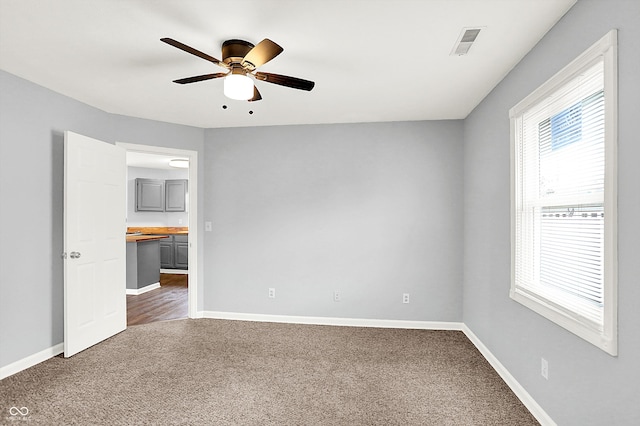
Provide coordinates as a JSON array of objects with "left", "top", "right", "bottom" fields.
[{"left": 510, "top": 30, "right": 618, "bottom": 355}]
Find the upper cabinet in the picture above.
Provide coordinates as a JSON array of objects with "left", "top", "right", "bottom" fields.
[
  {"left": 135, "top": 178, "right": 164, "bottom": 212},
  {"left": 136, "top": 178, "right": 187, "bottom": 212},
  {"left": 165, "top": 179, "right": 188, "bottom": 212}
]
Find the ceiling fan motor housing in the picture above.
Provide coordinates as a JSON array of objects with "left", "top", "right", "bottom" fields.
[{"left": 222, "top": 39, "right": 255, "bottom": 65}]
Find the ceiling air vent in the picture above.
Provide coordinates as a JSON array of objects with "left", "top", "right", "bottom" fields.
[{"left": 451, "top": 27, "right": 483, "bottom": 56}]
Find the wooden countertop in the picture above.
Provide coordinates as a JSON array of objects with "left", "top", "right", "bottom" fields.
[
  {"left": 126, "top": 226, "right": 189, "bottom": 235},
  {"left": 126, "top": 235, "right": 170, "bottom": 243}
]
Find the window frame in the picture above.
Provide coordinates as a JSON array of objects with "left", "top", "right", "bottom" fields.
[{"left": 509, "top": 30, "right": 618, "bottom": 356}]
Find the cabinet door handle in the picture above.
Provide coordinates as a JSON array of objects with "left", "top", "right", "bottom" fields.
[{"left": 69, "top": 251, "right": 81, "bottom": 259}]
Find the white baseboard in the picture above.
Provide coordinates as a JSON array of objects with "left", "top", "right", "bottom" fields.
[
  {"left": 126, "top": 282, "right": 160, "bottom": 295},
  {"left": 200, "top": 311, "right": 463, "bottom": 331},
  {"left": 0, "top": 343, "right": 64, "bottom": 380},
  {"left": 462, "top": 325, "right": 556, "bottom": 426},
  {"left": 160, "top": 269, "right": 189, "bottom": 275}
]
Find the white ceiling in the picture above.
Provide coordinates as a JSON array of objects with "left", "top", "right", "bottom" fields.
[{"left": 0, "top": 0, "right": 575, "bottom": 129}]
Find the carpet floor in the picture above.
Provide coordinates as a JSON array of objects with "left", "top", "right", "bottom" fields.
[{"left": 1, "top": 319, "right": 539, "bottom": 425}]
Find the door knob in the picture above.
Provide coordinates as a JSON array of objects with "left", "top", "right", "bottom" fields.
[{"left": 69, "top": 251, "right": 81, "bottom": 259}]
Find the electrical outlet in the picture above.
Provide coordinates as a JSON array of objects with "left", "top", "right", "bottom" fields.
[
  {"left": 403, "top": 293, "right": 410, "bottom": 304},
  {"left": 333, "top": 290, "right": 341, "bottom": 302},
  {"left": 268, "top": 288, "right": 276, "bottom": 299},
  {"left": 541, "top": 357, "right": 549, "bottom": 380}
]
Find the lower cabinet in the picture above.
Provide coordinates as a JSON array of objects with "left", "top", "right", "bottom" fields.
[
  {"left": 174, "top": 235, "right": 189, "bottom": 269},
  {"left": 126, "top": 240, "right": 161, "bottom": 291},
  {"left": 160, "top": 238, "right": 173, "bottom": 269},
  {"left": 160, "top": 234, "right": 188, "bottom": 270}
]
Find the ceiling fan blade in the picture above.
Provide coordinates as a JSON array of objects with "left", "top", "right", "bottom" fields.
[
  {"left": 161, "top": 38, "right": 227, "bottom": 69},
  {"left": 254, "top": 72, "right": 315, "bottom": 91},
  {"left": 173, "top": 73, "right": 227, "bottom": 84},
  {"left": 241, "top": 39, "right": 283, "bottom": 70},
  {"left": 248, "top": 86, "right": 262, "bottom": 102}
]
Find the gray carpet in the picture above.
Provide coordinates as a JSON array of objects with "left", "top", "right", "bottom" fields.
[{"left": 1, "top": 319, "right": 539, "bottom": 425}]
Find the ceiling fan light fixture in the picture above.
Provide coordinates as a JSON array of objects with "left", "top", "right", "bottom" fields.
[
  {"left": 169, "top": 159, "right": 189, "bottom": 168},
  {"left": 224, "top": 74, "right": 253, "bottom": 100}
]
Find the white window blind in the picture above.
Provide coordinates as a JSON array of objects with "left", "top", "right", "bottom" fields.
[{"left": 510, "top": 30, "right": 617, "bottom": 355}]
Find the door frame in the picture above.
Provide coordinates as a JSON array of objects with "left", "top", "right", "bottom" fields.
[{"left": 117, "top": 142, "right": 198, "bottom": 318}]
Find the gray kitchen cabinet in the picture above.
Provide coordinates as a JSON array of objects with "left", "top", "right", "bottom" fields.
[
  {"left": 126, "top": 240, "right": 161, "bottom": 290},
  {"left": 135, "top": 178, "right": 187, "bottom": 212},
  {"left": 165, "top": 179, "right": 188, "bottom": 212},
  {"left": 135, "top": 178, "right": 164, "bottom": 212},
  {"left": 159, "top": 237, "right": 174, "bottom": 269},
  {"left": 174, "top": 234, "right": 189, "bottom": 269},
  {"left": 160, "top": 234, "right": 188, "bottom": 270}
]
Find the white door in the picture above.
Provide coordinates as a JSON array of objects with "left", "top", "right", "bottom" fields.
[{"left": 64, "top": 131, "right": 126, "bottom": 357}]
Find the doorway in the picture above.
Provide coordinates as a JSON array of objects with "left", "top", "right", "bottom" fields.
[
  {"left": 126, "top": 273, "right": 188, "bottom": 325},
  {"left": 117, "top": 142, "right": 198, "bottom": 322}
]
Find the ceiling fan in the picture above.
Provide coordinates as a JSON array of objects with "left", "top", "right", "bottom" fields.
[{"left": 161, "top": 37, "right": 315, "bottom": 102}]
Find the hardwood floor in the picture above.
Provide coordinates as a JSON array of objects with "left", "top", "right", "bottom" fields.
[{"left": 127, "top": 273, "right": 188, "bottom": 326}]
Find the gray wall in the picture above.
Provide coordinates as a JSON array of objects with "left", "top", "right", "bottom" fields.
[
  {"left": 0, "top": 70, "right": 111, "bottom": 368},
  {"left": 0, "top": 70, "right": 204, "bottom": 368},
  {"left": 203, "top": 122, "right": 464, "bottom": 321},
  {"left": 462, "top": 0, "right": 640, "bottom": 425}
]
